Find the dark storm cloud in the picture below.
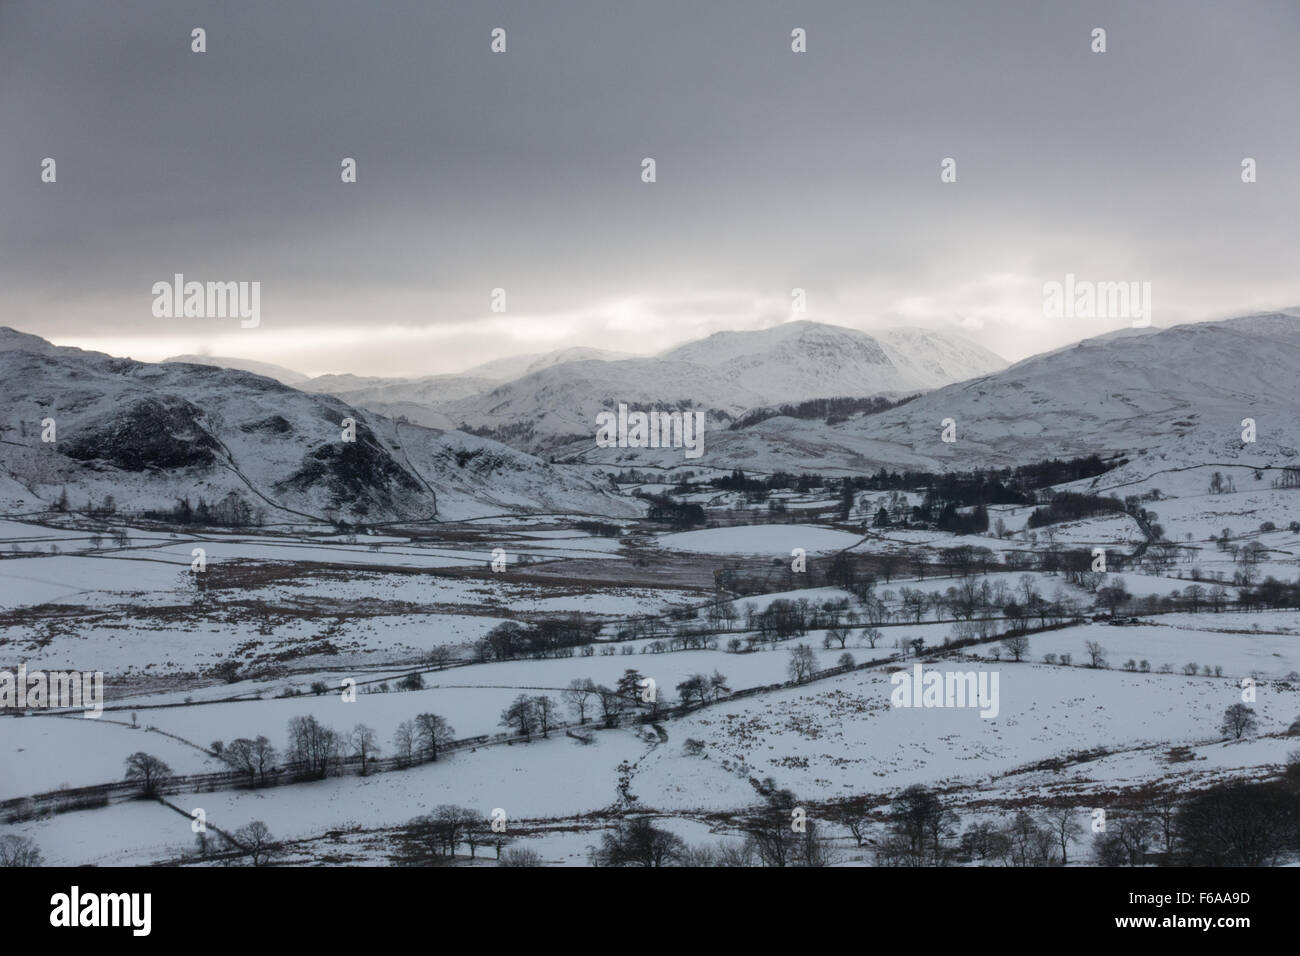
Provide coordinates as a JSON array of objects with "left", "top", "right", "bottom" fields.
[{"left": 2, "top": 0, "right": 1297, "bottom": 374}]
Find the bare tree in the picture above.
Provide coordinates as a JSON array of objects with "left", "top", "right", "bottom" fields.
[
  {"left": 876, "top": 785, "right": 959, "bottom": 866},
  {"left": 1176, "top": 780, "right": 1293, "bottom": 866},
  {"left": 500, "top": 695, "right": 536, "bottom": 739},
  {"left": 392, "top": 720, "right": 416, "bottom": 767},
  {"left": 708, "top": 670, "right": 731, "bottom": 700},
  {"left": 532, "top": 695, "right": 559, "bottom": 738},
  {"left": 124, "top": 752, "right": 172, "bottom": 797},
  {"left": 999, "top": 812, "right": 1061, "bottom": 867},
  {"left": 1084, "top": 640, "right": 1107, "bottom": 668},
  {"left": 591, "top": 817, "right": 687, "bottom": 867},
  {"left": 349, "top": 723, "right": 380, "bottom": 774},
  {"left": 596, "top": 684, "right": 625, "bottom": 727},
  {"left": 1092, "top": 813, "right": 1155, "bottom": 866},
  {"left": 900, "top": 588, "right": 928, "bottom": 624},
  {"left": 1000, "top": 635, "right": 1030, "bottom": 662},
  {"left": 286, "top": 715, "right": 341, "bottom": 779},
  {"left": 233, "top": 820, "right": 279, "bottom": 867},
  {"left": 1096, "top": 578, "right": 1130, "bottom": 616},
  {"left": 787, "top": 643, "right": 817, "bottom": 683},
  {"left": 0, "top": 834, "right": 43, "bottom": 867},
  {"left": 563, "top": 678, "right": 597, "bottom": 724},
  {"left": 1039, "top": 807, "right": 1083, "bottom": 865},
  {"left": 826, "top": 803, "right": 871, "bottom": 847},
  {"left": 742, "top": 787, "right": 801, "bottom": 868},
  {"left": 395, "top": 813, "right": 455, "bottom": 864},
  {"left": 1220, "top": 703, "right": 1258, "bottom": 740},
  {"left": 823, "top": 624, "right": 850, "bottom": 649},
  {"left": 222, "top": 736, "right": 276, "bottom": 787},
  {"left": 414, "top": 712, "right": 455, "bottom": 761},
  {"left": 675, "top": 673, "right": 709, "bottom": 706}
]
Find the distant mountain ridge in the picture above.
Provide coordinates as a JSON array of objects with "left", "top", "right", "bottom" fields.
[
  {"left": 436, "top": 321, "right": 1008, "bottom": 453},
  {"left": 572, "top": 311, "right": 1300, "bottom": 477},
  {"left": 206, "top": 321, "right": 1003, "bottom": 453},
  {"left": 164, "top": 353, "right": 309, "bottom": 385}
]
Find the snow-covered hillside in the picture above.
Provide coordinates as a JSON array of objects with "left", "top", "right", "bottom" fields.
[
  {"left": 660, "top": 322, "right": 1007, "bottom": 398},
  {"left": 297, "top": 373, "right": 498, "bottom": 429},
  {"left": 576, "top": 312, "right": 1300, "bottom": 475},
  {"left": 163, "top": 354, "right": 309, "bottom": 386},
  {"left": 464, "top": 346, "right": 637, "bottom": 381},
  {"left": 290, "top": 347, "right": 642, "bottom": 431},
  {"left": 0, "top": 331, "right": 635, "bottom": 522},
  {"left": 434, "top": 322, "right": 1006, "bottom": 453}
]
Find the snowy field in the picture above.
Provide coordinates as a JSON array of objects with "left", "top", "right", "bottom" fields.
[
  {"left": 5, "top": 494, "right": 1300, "bottom": 867},
  {"left": 657, "top": 524, "right": 864, "bottom": 554}
]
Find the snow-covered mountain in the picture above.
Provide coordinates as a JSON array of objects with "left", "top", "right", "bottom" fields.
[
  {"left": 163, "top": 354, "right": 309, "bottom": 386},
  {"left": 582, "top": 311, "right": 1300, "bottom": 477},
  {"left": 659, "top": 322, "right": 1007, "bottom": 398},
  {"left": 0, "top": 330, "right": 636, "bottom": 522},
  {"left": 437, "top": 321, "right": 1007, "bottom": 453},
  {"left": 464, "top": 346, "right": 637, "bottom": 381},
  {"left": 291, "top": 347, "right": 641, "bottom": 430},
  {"left": 297, "top": 372, "right": 497, "bottom": 429}
]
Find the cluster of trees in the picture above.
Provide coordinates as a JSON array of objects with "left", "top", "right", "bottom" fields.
[
  {"left": 860, "top": 454, "right": 1117, "bottom": 498},
  {"left": 1026, "top": 491, "right": 1127, "bottom": 528},
  {"left": 640, "top": 630, "right": 721, "bottom": 653},
  {"left": 392, "top": 713, "right": 454, "bottom": 766},
  {"left": 956, "top": 811, "right": 1078, "bottom": 866},
  {"left": 898, "top": 574, "right": 1039, "bottom": 626},
  {"left": 727, "top": 393, "right": 919, "bottom": 431},
  {"left": 474, "top": 617, "right": 602, "bottom": 662},
  {"left": 856, "top": 457, "right": 1124, "bottom": 531},
  {"left": 735, "top": 782, "right": 836, "bottom": 867},
  {"left": 932, "top": 503, "right": 990, "bottom": 535},
  {"left": 387, "top": 755, "right": 1300, "bottom": 867},
  {"left": 1095, "top": 766, "right": 1300, "bottom": 867},
  {"left": 1208, "top": 471, "right": 1238, "bottom": 494},
  {"left": 612, "top": 610, "right": 712, "bottom": 643},
  {"left": 1235, "top": 576, "right": 1300, "bottom": 611},
  {"left": 1093, "top": 574, "right": 1300, "bottom": 615},
  {"left": 675, "top": 671, "right": 730, "bottom": 705},
  {"left": 857, "top": 759, "right": 1300, "bottom": 868},
  {"left": 591, "top": 817, "right": 691, "bottom": 866},
  {"left": 1272, "top": 466, "right": 1300, "bottom": 489},
  {"left": 0, "top": 834, "right": 44, "bottom": 867},
  {"left": 573, "top": 519, "right": 621, "bottom": 537},
  {"left": 142, "top": 491, "right": 265, "bottom": 527},
  {"left": 592, "top": 785, "right": 838, "bottom": 867},
  {"left": 204, "top": 711, "right": 460, "bottom": 788},
  {"left": 746, "top": 596, "right": 861, "bottom": 641},
  {"left": 871, "top": 494, "right": 996, "bottom": 534},
  {"left": 47, "top": 490, "right": 118, "bottom": 517},
  {"left": 561, "top": 668, "right": 713, "bottom": 729},
  {"left": 1170, "top": 773, "right": 1300, "bottom": 866},
  {"left": 871, "top": 785, "right": 964, "bottom": 865},
  {"left": 500, "top": 694, "right": 562, "bottom": 739},
  {"left": 219, "top": 736, "right": 277, "bottom": 785},
  {"left": 637, "top": 493, "right": 706, "bottom": 529},
  {"left": 393, "top": 805, "right": 500, "bottom": 864},
  {"left": 833, "top": 786, "right": 1079, "bottom": 867},
  {"left": 723, "top": 559, "right": 1276, "bottom": 643}
]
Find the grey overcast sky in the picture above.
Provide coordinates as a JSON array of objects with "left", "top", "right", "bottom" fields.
[{"left": 2, "top": 0, "right": 1298, "bottom": 376}]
